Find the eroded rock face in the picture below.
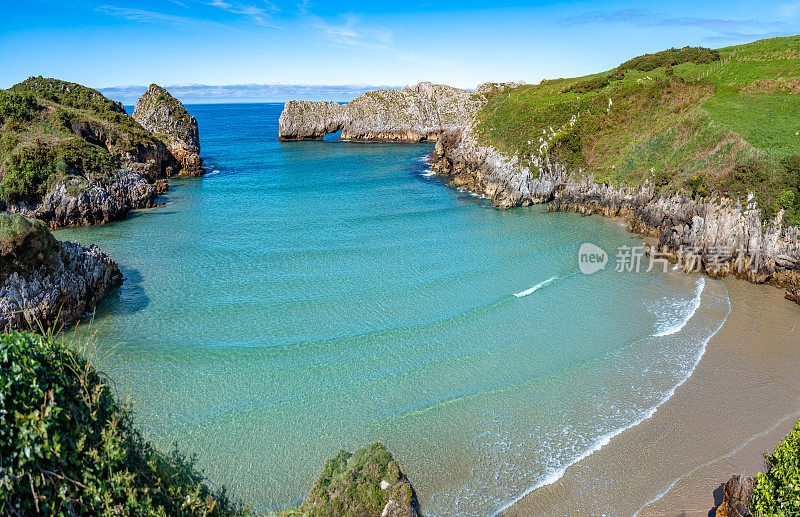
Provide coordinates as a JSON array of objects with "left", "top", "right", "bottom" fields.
[
  {"left": 134, "top": 84, "right": 204, "bottom": 176},
  {"left": 299, "top": 442, "right": 420, "bottom": 517},
  {"left": 8, "top": 170, "right": 159, "bottom": 229},
  {"left": 279, "top": 82, "right": 484, "bottom": 142},
  {"left": 0, "top": 213, "right": 122, "bottom": 332},
  {"left": 431, "top": 128, "right": 800, "bottom": 302},
  {"left": 716, "top": 475, "right": 754, "bottom": 517}
]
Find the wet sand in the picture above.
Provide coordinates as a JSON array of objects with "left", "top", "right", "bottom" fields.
[{"left": 503, "top": 278, "right": 800, "bottom": 516}]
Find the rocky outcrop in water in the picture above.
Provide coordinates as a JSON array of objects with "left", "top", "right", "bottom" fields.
[
  {"left": 7, "top": 170, "right": 161, "bottom": 228},
  {"left": 0, "top": 213, "right": 122, "bottom": 332},
  {"left": 715, "top": 475, "right": 753, "bottom": 517},
  {"left": 297, "top": 441, "right": 420, "bottom": 517},
  {"left": 133, "top": 84, "right": 204, "bottom": 176},
  {"left": 279, "top": 82, "right": 484, "bottom": 142},
  {"left": 1, "top": 77, "right": 186, "bottom": 229}
]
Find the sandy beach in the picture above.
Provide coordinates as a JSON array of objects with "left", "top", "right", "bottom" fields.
[{"left": 504, "top": 277, "right": 800, "bottom": 516}]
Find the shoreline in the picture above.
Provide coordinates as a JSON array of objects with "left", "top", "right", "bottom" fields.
[{"left": 503, "top": 276, "right": 800, "bottom": 516}]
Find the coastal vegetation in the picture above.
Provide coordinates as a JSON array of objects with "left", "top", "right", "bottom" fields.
[
  {"left": 0, "top": 77, "right": 161, "bottom": 203},
  {"left": 752, "top": 419, "right": 800, "bottom": 515},
  {"left": 0, "top": 329, "right": 420, "bottom": 516},
  {"left": 0, "top": 330, "right": 241, "bottom": 516},
  {"left": 474, "top": 36, "right": 800, "bottom": 224}
]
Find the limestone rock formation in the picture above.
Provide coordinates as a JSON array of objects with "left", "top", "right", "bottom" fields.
[
  {"left": 0, "top": 213, "right": 122, "bottom": 332},
  {"left": 278, "top": 80, "right": 800, "bottom": 303},
  {"left": 279, "top": 82, "right": 484, "bottom": 142},
  {"left": 1, "top": 77, "right": 181, "bottom": 229},
  {"left": 298, "top": 442, "right": 420, "bottom": 517},
  {"left": 431, "top": 127, "right": 800, "bottom": 301},
  {"left": 133, "top": 84, "right": 204, "bottom": 176},
  {"left": 8, "top": 170, "right": 159, "bottom": 228},
  {"left": 715, "top": 475, "right": 754, "bottom": 517}
]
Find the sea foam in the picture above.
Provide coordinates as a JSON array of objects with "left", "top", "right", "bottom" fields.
[
  {"left": 653, "top": 277, "right": 706, "bottom": 337},
  {"left": 514, "top": 276, "right": 558, "bottom": 298}
]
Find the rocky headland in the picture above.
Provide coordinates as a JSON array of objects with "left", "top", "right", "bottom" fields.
[
  {"left": 279, "top": 82, "right": 485, "bottom": 142},
  {"left": 431, "top": 127, "right": 800, "bottom": 302},
  {"left": 0, "top": 213, "right": 121, "bottom": 332},
  {"left": 280, "top": 88, "right": 800, "bottom": 304},
  {"left": 0, "top": 77, "right": 200, "bottom": 230},
  {"left": 133, "top": 84, "right": 204, "bottom": 176},
  {"left": 279, "top": 44, "right": 800, "bottom": 308}
]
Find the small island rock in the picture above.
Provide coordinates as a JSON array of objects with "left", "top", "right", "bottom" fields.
[{"left": 133, "top": 84, "right": 204, "bottom": 176}]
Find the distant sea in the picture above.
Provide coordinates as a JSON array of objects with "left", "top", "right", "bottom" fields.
[
  {"left": 56, "top": 103, "right": 730, "bottom": 516},
  {"left": 98, "top": 84, "right": 401, "bottom": 105}
]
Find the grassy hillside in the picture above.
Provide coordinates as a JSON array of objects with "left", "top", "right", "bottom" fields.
[
  {"left": 0, "top": 77, "right": 161, "bottom": 202},
  {"left": 474, "top": 36, "right": 800, "bottom": 223}
]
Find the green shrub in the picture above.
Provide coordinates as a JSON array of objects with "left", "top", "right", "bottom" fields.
[
  {"left": 0, "top": 331, "right": 241, "bottom": 516},
  {"left": 549, "top": 126, "right": 584, "bottom": 169},
  {"left": 752, "top": 419, "right": 800, "bottom": 515},
  {"left": 778, "top": 189, "right": 796, "bottom": 210},
  {"left": 1, "top": 143, "right": 55, "bottom": 200},
  {"left": 614, "top": 46, "right": 721, "bottom": 76},
  {"left": 1, "top": 139, "right": 118, "bottom": 201},
  {"left": 0, "top": 132, "right": 20, "bottom": 156},
  {"left": 780, "top": 154, "right": 800, "bottom": 188},
  {"left": 0, "top": 90, "right": 40, "bottom": 125}
]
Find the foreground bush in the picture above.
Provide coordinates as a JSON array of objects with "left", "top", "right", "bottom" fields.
[
  {"left": 0, "top": 331, "right": 240, "bottom": 516},
  {"left": 752, "top": 419, "right": 800, "bottom": 515}
]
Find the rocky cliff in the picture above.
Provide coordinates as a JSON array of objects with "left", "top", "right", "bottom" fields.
[
  {"left": 431, "top": 126, "right": 800, "bottom": 303},
  {"left": 0, "top": 213, "right": 122, "bottom": 332},
  {"left": 279, "top": 82, "right": 484, "bottom": 142},
  {"left": 133, "top": 84, "right": 204, "bottom": 176},
  {"left": 0, "top": 77, "right": 179, "bottom": 229}
]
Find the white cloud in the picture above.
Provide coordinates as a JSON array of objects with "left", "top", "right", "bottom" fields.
[
  {"left": 97, "top": 5, "right": 229, "bottom": 30},
  {"left": 313, "top": 14, "right": 393, "bottom": 49},
  {"left": 209, "top": 0, "right": 280, "bottom": 26}
]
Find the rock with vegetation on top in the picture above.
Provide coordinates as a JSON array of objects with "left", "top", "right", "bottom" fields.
[
  {"left": 295, "top": 441, "right": 421, "bottom": 517},
  {"left": 0, "top": 212, "right": 121, "bottom": 332},
  {"left": 133, "top": 84, "right": 204, "bottom": 176},
  {"left": 430, "top": 37, "right": 800, "bottom": 301},
  {"left": 715, "top": 475, "right": 754, "bottom": 517},
  {"left": 0, "top": 77, "right": 177, "bottom": 229},
  {"left": 279, "top": 82, "right": 483, "bottom": 142}
]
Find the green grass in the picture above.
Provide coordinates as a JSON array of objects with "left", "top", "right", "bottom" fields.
[
  {"left": 474, "top": 35, "right": 800, "bottom": 223},
  {"left": 703, "top": 92, "right": 800, "bottom": 156}
]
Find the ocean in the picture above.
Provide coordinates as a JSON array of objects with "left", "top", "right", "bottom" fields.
[{"left": 55, "top": 103, "right": 730, "bottom": 515}]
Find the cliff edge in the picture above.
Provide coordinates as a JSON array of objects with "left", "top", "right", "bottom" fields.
[{"left": 0, "top": 77, "right": 176, "bottom": 229}]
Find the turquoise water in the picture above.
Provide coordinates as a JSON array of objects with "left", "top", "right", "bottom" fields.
[{"left": 55, "top": 103, "right": 730, "bottom": 515}]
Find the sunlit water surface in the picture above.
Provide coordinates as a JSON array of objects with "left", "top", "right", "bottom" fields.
[{"left": 56, "top": 103, "right": 730, "bottom": 515}]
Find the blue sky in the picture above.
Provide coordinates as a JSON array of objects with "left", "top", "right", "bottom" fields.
[{"left": 2, "top": 0, "right": 799, "bottom": 91}]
